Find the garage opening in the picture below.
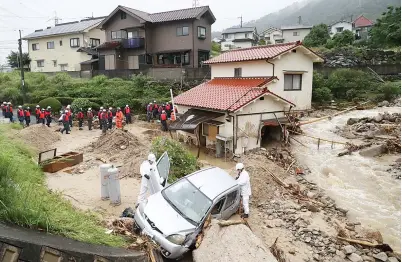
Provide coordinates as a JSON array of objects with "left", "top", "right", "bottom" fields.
[{"left": 260, "top": 125, "right": 282, "bottom": 147}]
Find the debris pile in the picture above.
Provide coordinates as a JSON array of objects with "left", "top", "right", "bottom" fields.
[
  {"left": 18, "top": 125, "right": 61, "bottom": 151},
  {"left": 88, "top": 130, "right": 147, "bottom": 177},
  {"left": 193, "top": 220, "right": 278, "bottom": 262}
]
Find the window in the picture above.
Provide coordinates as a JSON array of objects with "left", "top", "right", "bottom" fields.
[
  {"left": 284, "top": 74, "right": 302, "bottom": 91},
  {"left": 176, "top": 26, "right": 189, "bottom": 36},
  {"left": 36, "top": 60, "right": 44, "bottom": 67},
  {"left": 120, "top": 12, "right": 127, "bottom": 19},
  {"left": 70, "top": 38, "right": 79, "bottom": 47},
  {"left": 223, "top": 34, "right": 228, "bottom": 39},
  {"left": 245, "top": 33, "right": 249, "bottom": 38},
  {"left": 52, "top": 60, "right": 57, "bottom": 67},
  {"left": 111, "top": 30, "right": 128, "bottom": 40},
  {"left": 198, "top": 51, "right": 210, "bottom": 67},
  {"left": 60, "top": 64, "right": 68, "bottom": 71},
  {"left": 198, "top": 26, "right": 206, "bottom": 39},
  {"left": 336, "top": 27, "right": 343, "bottom": 33},
  {"left": 128, "top": 31, "right": 139, "bottom": 38},
  {"left": 90, "top": 38, "right": 100, "bottom": 47},
  {"left": 223, "top": 191, "right": 238, "bottom": 210},
  {"left": 211, "top": 198, "right": 225, "bottom": 215},
  {"left": 47, "top": 41, "right": 54, "bottom": 49},
  {"left": 59, "top": 40, "right": 63, "bottom": 46},
  {"left": 32, "top": 43, "right": 39, "bottom": 51},
  {"left": 234, "top": 68, "right": 242, "bottom": 77},
  {"left": 157, "top": 51, "right": 190, "bottom": 66},
  {"left": 266, "top": 36, "right": 271, "bottom": 40},
  {"left": 293, "top": 32, "right": 299, "bottom": 36}
]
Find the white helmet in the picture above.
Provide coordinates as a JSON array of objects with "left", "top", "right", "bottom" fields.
[
  {"left": 109, "top": 107, "right": 112, "bottom": 110},
  {"left": 67, "top": 105, "right": 71, "bottom": 108},
  {"left": 148, "top": 153, "right": 156, "bottom": 163},
  {"left": 65, "top": 110, "right": 69, "bottom": 113},
  {"left": 125, "top": 105, "right": 129, "bottom": 107},
  {"left": 18, "top": 105, "right": 22, "bottom": 108},
  {"left": 36, "top": 105, "right": 40, "bottom": 108},
  {"left": 103, "top": 109, "right": 106, "bottom": 112},
  {"left": 236, "top": 163, "right": 244, "bottom": 171},
  {"left": 47, "top": 106, "right": 51, "bottom": 109},
  {"left": 88, "top": 108, "right": 92, "bottom": 111},
  {"left": 100, "top": 106, "right": 104, "bottom": 110}
]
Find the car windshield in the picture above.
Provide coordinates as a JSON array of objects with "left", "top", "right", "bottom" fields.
[{"left": 162, "top": 178, "right": 212, "bottom": 225}]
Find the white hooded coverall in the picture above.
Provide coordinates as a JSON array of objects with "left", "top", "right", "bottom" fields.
[
  {"left": 237, "top": 170, "right": 251, "bottom": 215},
  {"left": 138, "top": 160, "right": 152, "bottom": 204}
]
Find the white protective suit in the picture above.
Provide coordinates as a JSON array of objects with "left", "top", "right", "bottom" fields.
[
  {"left": 236, "top": 170, "right": 251, "bottom": 215},
  {"left": 137, "top": 160, "right": 164, "bottom": 205}
]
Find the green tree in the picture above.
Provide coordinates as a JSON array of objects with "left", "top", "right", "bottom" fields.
[
  {"left": 327, "top": 69, "right": 374, "bottom": 99},
  {"left": 303, "top": 24, "right": 331, "bottom": 47},
  {"left": 211, "top": 41, "right": 221, "bottom": 53},
  {"left": 258, "top": 39, "right": 266, "bottom": 45},
  {"left": 370, "top": 6, "right": 401, "bottom": 47},
  {"left": 325, "top": 30, "right": 354, "bottom": 48},
  {"left": 6, "top": 51, "right": 31, "bottom": 68},
  {"left": 313, "top": 87, "right": 333, "bottom": 104}
]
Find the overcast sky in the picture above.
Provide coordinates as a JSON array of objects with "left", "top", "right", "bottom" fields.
[{"left": 0, "top": 0, "right": 300, "bottom": 65}]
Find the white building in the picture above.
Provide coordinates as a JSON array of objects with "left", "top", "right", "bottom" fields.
[
  {"left": 329, "top": 21, "right": 353, "bottom": 37},
  {"left": 220, "top": 27, "right": 258, "bottom": 51},
  {"left": 281, "top": 25, "right": 312, "bottom": 43},
  {"left": 172, "top": 41, "right": 323, "bottom": 155},
  {"left": 260, "top": 27, "right": 284, "bottom": 44},
  {"left": 23, "top": 17, "right": 105, "bottom": 73}
]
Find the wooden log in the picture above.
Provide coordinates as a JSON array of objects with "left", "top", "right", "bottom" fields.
[
  {"left": 96, "top": 157, "right": 107, "bottom": 163},
  {"left": 270, "top": 237, "right": 286, "bottom": 262},
  {"left": 262, "top": 167, "right": 289, "bottom": 188},
  {"left": 336, "top": 236, "right": 393, "bottom": 253},
  {"left": 218, "top": 220, "right": 246, "bottom": 227}
]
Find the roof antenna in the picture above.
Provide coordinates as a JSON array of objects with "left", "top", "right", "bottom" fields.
[
  {"left": 192, "top": 0, "right": 199, "bottom": 7},
  {"left": 48, "top": 11, "right": 62, "bottom": 26}
]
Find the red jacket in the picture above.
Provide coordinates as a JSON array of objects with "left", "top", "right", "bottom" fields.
[
  {"left": 108, "top": 112, "right": 113, "bottom": 119},
  {"left": 165, "top": 104, "right": 171, "bottom": 111},
  {"left": 44, "top": 111, "right": 51, "bottom": 117},
  {"left": 25, "top": 110, "right": 31, "bottom": 117},
  {"left": 39, "top": 112, "right": 45, "bottom": 119},
  {"left": 35, "top": 109, "right": 41, "bottom": 115},
  {"left": 77, "top": 112, "right": 84, "bottom": 119},
  {"left": 18, "top": 109, "right": 24, "bottom": 117},
  {"left": 160, "top": 113, "right": 167, "bottom": 121},
  {"left": 63, "top": 114, "right": 69, "bottom": 122},
  {"left": 100, "top": 112, "right": 108, "bottom": 120},
  {"left": 124, "top": 107, "right": 130, "bottom": 114}
]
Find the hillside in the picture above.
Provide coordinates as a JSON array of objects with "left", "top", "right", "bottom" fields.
[{"left": 212, "top": 0, "right": 400, "bottom": 37}]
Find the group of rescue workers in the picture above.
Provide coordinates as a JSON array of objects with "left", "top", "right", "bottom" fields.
[
  {"left": 138, "top": 154, "right": 251, "bottom": 218},
  {"left": 2, "top": 101, "right": 176, "bottom": 135}
]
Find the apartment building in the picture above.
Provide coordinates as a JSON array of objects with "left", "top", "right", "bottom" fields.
[
  {"left": 23, "top": 17, "right": 105, "bottom": 72},
  {"left": 96, "top": 5, "right": 216, "bottom": 70},
  {"left": 281, "top": 25, "right": 312, "bottom": 43},
  {"left": 220, "top": 27, "right": 258, "bottom": 51}
]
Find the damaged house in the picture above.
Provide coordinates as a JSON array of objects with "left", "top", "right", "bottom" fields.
[{"left": 171, "top": 41, "right": 323, "bottom": 155}]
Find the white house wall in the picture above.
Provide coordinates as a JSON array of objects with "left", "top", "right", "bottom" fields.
[
  {"left": 210, "top": 49, "right": 314, "bottom": 110},
  {"left": 330, "top": 22, "right": 353, "bottom": 37},
  {"left": 28, "top": 28, "right": 105, "bottom": 72},
  {"left": 221, "top": 32, "right": 255, "bottom": 51},
  {"left": 282, "top": 28, "right": 311, "bottom": 43}
]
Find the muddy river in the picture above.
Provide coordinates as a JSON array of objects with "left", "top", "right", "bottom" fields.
[{"left": 292, "top": 107, "right": 401, "bottom": 251}]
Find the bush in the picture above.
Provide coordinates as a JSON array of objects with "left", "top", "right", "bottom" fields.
[
  {"left": 38, "top": 97, "right": 62, "bottom": 112},
  {"left": 71, "top": 98, "right": 92, "bottom": 112},
  {"left": 312, "top": 87, "right": 332, "bottom": 104},
  {"left": 151, "top": 137, "right": 198, "bottom": 182},
  {"left": 23, "top": 103, "right": 37, "bottom": 110},
  {"left": 377, "top": 82, "right": 401, "bottom": 101},
  {"left": 56, "top": 97, "right": 74, "bottom": 106},
  {"left": 325, "top": 30, "right": 354, "bottom": 49},
  {"left": 327, "top": 69, "right": 375, "bottom": 99}
]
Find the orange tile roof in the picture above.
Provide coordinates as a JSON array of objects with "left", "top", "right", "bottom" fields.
[
  {"left": 174, "top": 77, "right": 294, "bottom": 112},
  {"left": 353, "top": 15, "right": 373, "bottom": 28},
  {"left": 204, "top": 42, "right": 302, "bottom": 64}
]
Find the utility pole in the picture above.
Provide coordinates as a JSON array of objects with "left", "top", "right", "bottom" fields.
[
  {"left": 192, "top": 0, "right": 199, "bottom": 7},
  {"left": 49, "top": 11, "right": 62, "bottom": 25},
  {"left": 238, "top": 15, "right": 243, "bottom": 28},
  {"left": 18, "top": 30, "right": 26, "bottom": 103}
]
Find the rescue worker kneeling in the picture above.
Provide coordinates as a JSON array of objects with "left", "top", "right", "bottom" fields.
[{"left": 235, "top": 163, "right": 251, "bottom": 219}]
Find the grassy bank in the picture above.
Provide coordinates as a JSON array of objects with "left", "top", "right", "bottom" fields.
[{"left": 0, "top": 125, "right": 125, "bottom": 247}]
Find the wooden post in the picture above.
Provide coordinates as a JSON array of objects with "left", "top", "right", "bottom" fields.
[{"left": 317, "top": 138, "right": 320, "bottom": 150}]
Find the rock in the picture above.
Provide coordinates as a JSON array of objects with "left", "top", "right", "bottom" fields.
[
  {"left": 344, "top": 132, "right": 357, "bottom": 139},
  {"left": 313, "top": 254, "right": 320, "bottom": 261},
  {"left": 387, "top": 257, "right": 399, "bottom": 262},
  {"left": 336, "top": 207, "right": 349, "bottom": 214},
  {"left": 361, "top": 255, "right": 375, "bottom": 262},
  {"left": 305, "top": 237, "right": 312, "bottom": 243},
  {"left": 343, "top": 245, "right": 357, "bottom": 255},
  {"left": 345, "top": 225, "right": 355, "bottom": 231},
  {"left": 120, "top": 145, "right": 127, "bottom": 150},
  {"left": 373, "top": 252, "right": 388, "bottom": 262},
  {"left": 373, "top": 114, "right": 384, "bottom": 123},
  {"left": 305, "top": 203, "right": 320, "bottom": 212},
  {"left": 348, "top": 253, "right": 363, "bottom": 262},
  {"left": 288, "top": 248, "right": 296, "bottom": 255},
  {"left": 359, "top": 144, "right": 387, "bottom": 157},
  {"left": 307, "top": 191, "right": 317, "bottom": 198},
  {"left": 266, "top": 209, "right": 274, "bottom": 215},
  {"left": 348, "top": 118, "right": 360, "bottom": 125},
  {"left": 362, "top": 229, "right": 384, "bottom": 244},
  {"left": 378, "top": 101, "right": 390, "bottom": 107},
  {"left": 336, "top": 250, "right": 346, "bottom": 258}
]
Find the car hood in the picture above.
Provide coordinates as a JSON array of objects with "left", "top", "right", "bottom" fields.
[{"left": 144, "top": 192, "right": 196, "bottom": 236}]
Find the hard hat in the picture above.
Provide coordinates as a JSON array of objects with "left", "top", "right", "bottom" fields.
[
  {"left": 103, "top": 109, "right": 106, "bottom": 112},
  {"left": 148, "top": 154, "right": 156, "bottom": 163},
  {"left": 36, "top": 105, "right": 40, "bottom": 107},
  {"left": 65, "top": 110, "right": 69, "bottom": 113},
  {"left": 109, "top": 107, "right": 112, "bottom": 110},
  {"left": 153, "top": 100, "right": 156, "bottom": 103},
  {"left": 150, "top": 102, "right": 153, "bottom": 104},
  {"left": 41, "top": 108, "right": 45, "bottom": 110},
  {"left": 7, "top": 102, "right": 11, "bottom": 105},
  {"left": 67, "top": 105, "right": 71, "bottom": 108},
  {"left": 117, "top": 107, "right": 121, "bottom": 110},
  {"left": 2, "top": 102, "right": 5, "bottom": 104},
  {"left": 100, "top": 106, "right": 104, "bottom": 110},
  {"left": 18, "top": 105, "right": 22, "bottom": 108},
  {"left": 47, "top": 106, "right": 51, "bottom": 109},
  {"left": 125, "top": 105, "right": 129, "bottom": 107},
  {"left": 162, "top": 110, "right": 166, "bottom": 113},
  {"left": 27, "top": 107, "right": 30, "bottom": 109},
  {"left": 88, "top": 108, "right": 92, "bottom": 111},
  {"left": 236, "top": 163, "right": 244, "bottom": 171}
]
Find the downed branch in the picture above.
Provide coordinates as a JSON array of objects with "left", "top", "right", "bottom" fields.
[
  {"left": 338, "top": 143, "right": 372, "bottom": 157},
  {"left": 337, "top": 236, "right": 393, "bottom": 253},
  {"left": 270, "top": 237, "right": 286, "bottom": 262},
  {"left": 262, "top": 167, "right": 289, "bottom": 188},
  {"left": 218, "top": 220, "right": 246, "bottom": 227}
]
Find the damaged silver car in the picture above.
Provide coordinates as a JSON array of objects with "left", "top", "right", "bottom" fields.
[{"left": 134, "top": 152, "right": 240, "bottom": 260}]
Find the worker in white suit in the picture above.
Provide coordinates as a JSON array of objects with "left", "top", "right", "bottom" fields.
[
  {"left": 235, "top": 163, "right": 251, "bottom": 218},
  {"left": 137, "top": 153, "right": 165, "bottom": 206}
]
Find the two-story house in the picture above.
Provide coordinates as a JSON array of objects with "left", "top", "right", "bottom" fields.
[
  {"left": 260, "top": 27, "right": 284, "bottom": 44},
  {"left": 95, "top": 5, "right": 215, "bottom": 70},
  {"left": 220, "top": 27, "right": 258, "bottom": 51},
  {"left": 281, "top": 25, "right": 312, "bottom": 43},
  {"left": 352, "top": 15, "right": 373, "bottom": 40},
  {"left": 329, "top": 21, "right": 353, "bottom": 37},
  {"left": 23, "top": 17, "right": 105, "bottom": 73},
  {"left": 171, "top": 42, "right": 323, "bottom": 155}
]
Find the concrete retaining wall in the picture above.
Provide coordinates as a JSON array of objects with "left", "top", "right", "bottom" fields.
[{"left": 0, "top": 223, "right": 147, "bottom": 262}]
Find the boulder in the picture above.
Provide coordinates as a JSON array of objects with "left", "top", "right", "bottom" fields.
[
  {"left": 378, "top": 101, "right": 390, "bottom": 107},
  {"left": 373, "top": 114, "right": 384, "bottom": 123},
  {"left": 348, "top": 253, "right": 363, "bottom": 262},
  {"left": 373, "top": 252, "right": 388, "bottom": 262},
  {"left": 347, "top": 118, "right": 360, "bottom": 125},
  {"left": 343, "top": 245, "right": 357, "bottom": 255},
  {"left": 359, "top": 144, "right": 387, "bottom": 157},
  {"left": 361, "top": 255, "right": 375, "bottom": 262},
  {"left": 387, "top": 257, "right": 399, "bottom": 262}
]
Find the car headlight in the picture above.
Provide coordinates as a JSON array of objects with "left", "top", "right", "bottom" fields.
[{"left": 166, "top": 234, "right": 186, "bottom": 245}]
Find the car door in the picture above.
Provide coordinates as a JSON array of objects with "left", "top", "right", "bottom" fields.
[
  {"left": 209, "top": 197, "right": 226, "bottom": 220},
  {"left": 220, "top": 189, "right": 241, "bottom": 220},
  {"left": 156, "top": 151, "right": 170, "bottom": 187}
]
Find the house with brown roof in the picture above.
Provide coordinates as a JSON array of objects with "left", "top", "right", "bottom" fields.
[
  {"left": 95, "top": 5, "right": 215, "bottom": 71},
  {"left": 171, "top": 41, "right": 323, "bottom": 155},
  {"left": 352, "top": 15, "right": 374, "bottom": 40}
]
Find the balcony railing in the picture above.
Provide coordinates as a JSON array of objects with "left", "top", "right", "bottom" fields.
[{"left": 121, "top": 37, "right": 145, "bottom": 49}]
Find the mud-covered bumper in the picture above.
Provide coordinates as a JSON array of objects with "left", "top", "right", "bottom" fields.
[{"left": 133, "top": 206, "right": 189, "bottom": 259}]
